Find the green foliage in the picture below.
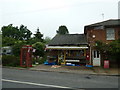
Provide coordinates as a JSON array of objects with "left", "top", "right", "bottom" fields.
[
  {"left": 56, "top": 25, "right": 69, "bottom": 35},
  {"left": 19, "top": 25, "right": 32, "bottom": 40},
  {"left": 95, "top": 41, "right": 110, "bottom": 53},
  {"left": 95, "top": 40, "right": 120, "bottom": 63},
  {"left": 33, "top": 28, "right": 43, "bottom": 42},
  {"left": 2, "top": 24, "right": 19, "bottom": 39},
  {"left": 12, "top": 41, "right": 26, "bottom": 56},
  {"left": 2, "top": 37, "right": 16, "bottom": 46},
  {"left": 43, "top": 36, "right": 51, "bottom": 44},
  {"left": 27, "top": 28, "right": 44, "bottom": 45},
  {"left": 2, "top": 24, "right": 32, "bottom": 40},
  {"left": 1, "top": 24, "right": 48, "bottom": 66},
  {"left": 2, "top": 55, "right": 20, "bottom": 67},
  {"left": 39, "top": 55, "right": 47, "bottom": 64},
  {"left": 32, "top": 42, "right": 45, "bottom": 57},
  {"left": 1, "top": 24, "right": 32, "bottom": 56},
  {"left": 108, "top": 39, "right": 120, "bottom": 61},
  {"left": 32, "top": 55, "right": 47, "bottom": 64},
  {"left": 109, "top": 39, "right": 120, "bottom": 53},
  {"left": 26, "top": 38, "right": 38, "bottom": 45}
]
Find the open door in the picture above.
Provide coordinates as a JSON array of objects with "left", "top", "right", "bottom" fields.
[{"left": 92, "top": 50, "right": 101, "bottom": 66}]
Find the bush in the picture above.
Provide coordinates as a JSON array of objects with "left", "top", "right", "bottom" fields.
[
  {"left": 32, "top": 42, "right": 45, "bottom": 57},
  {"left": 40, "top": 56, "right": 47, "bottom": 64},
  {"left": 32, "top": 55, "right": 47, "bottom": 64},
  {"left": 95, "top": 40, "right": 120, "bottom": 65},
  {"left": 2, "top": 55, "right": 20, "bottom": 67}
]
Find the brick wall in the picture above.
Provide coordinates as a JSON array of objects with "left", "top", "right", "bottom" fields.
[{"left": 86, "top": 26, "right": 120, "bottom": 46}]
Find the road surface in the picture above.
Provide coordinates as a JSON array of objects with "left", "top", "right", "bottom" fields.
[{"left": 2, "top": 68, "right": 119, "bottom": 89}]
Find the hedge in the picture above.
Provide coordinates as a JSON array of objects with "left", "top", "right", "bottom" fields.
[{"left": 2, "top": 55, "right": 20, "bottom": 67}]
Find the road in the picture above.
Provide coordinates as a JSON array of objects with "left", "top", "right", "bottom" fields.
[{"left": 2, "top": 68, "right": 119, "bottom": 89}]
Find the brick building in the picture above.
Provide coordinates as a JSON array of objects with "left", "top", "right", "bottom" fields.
[{"left": 84, "top": 19, "right": 120, "bottom": 66}]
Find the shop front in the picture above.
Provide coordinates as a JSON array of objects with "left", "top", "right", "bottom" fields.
[{"left": 46, "top": 46, "right": 90, "bottom": 66}]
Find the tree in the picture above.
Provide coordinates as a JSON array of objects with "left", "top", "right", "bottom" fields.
[
  {"left": 19, "top": 25, "right": 32, "bottom": 40},
  {"left": 56, "top": 25, "right": 69, "bottom": 35},
  {"left": 2, "top": 37, "right": 16, "bottom": 46},
  {"left": 43, "top": 36, "right": 51, "bottom": 44},
  {"left": 34, "top": 27, "right": 43, "bottom": 42},
  {"left": 2, "top": 24, "right": 19, "bottom": 39},
  {"left": 32, "top": 42, "right": 45, "bottom": 57},
  {"left": 12, "top": 41, "right": 27, "bottom": 56},
  {"left": 1, "top": 24, "right": 32, "bottom": 41}
]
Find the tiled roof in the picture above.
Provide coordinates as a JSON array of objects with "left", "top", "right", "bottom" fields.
[
  {"left": 48, "top": 34, "right": 88, "bottom": 46},
  {"left": 85, "top": 19, "right": 120, "bottom": 27}
]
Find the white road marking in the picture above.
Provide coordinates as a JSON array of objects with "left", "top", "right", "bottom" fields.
[{"left": 2, "top": 79, "right": 71, "bottom": 89}]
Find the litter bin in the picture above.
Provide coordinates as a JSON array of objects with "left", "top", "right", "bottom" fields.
[{"left": 104, "top": 60, "right": 109, "bottom": 68}]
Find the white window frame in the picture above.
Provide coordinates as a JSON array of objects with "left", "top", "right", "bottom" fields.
[{"left": 106, "top": 28, "right": 115, "bottom": 40}]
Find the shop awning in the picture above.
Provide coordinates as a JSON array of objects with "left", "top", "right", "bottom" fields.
[{"left": 46, "top": 46, "right": 88, "bottom": 50}]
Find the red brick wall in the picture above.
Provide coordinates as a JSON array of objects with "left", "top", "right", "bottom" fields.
[
  {"left": 115, "top": 27, "right": 120, "bottom": 40},
  {"left": 86, "top": 27, "right": 120, "bottom": 46}
]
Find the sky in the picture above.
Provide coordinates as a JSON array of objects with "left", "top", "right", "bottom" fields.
[{"left": 0, "top": 0, "right": 119, "bottom": 38}]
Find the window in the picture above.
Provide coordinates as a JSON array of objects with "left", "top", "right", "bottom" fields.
[
  {"left": 97, "top": 51, "right": 99, "bottom": 58},
  {"left": 94, "top": 50, "right": 99, "bottom": 58},
  {"left": 106, "top": 28, "right": 115, "bottom": 40},
  {"left": 94, "top": 51, "right": 96, "bottom": 58}
]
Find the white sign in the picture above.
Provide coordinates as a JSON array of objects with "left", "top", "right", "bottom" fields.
[{"left": 33, "top": 49, "right": 36, "bottom": 52}]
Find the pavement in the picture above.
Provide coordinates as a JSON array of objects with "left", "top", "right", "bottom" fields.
[
  {"left": 29, "top": 64, "right": 119, "bottom": 76},
  {"left": 2, "top": 64, "right": 119, "bottom": 76}
]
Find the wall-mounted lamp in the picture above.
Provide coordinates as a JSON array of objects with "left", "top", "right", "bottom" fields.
[{"left": 92, "top": 35, "right": 96, "bottom": 38}]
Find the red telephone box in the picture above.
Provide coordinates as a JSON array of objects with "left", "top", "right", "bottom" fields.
[{"left": 20, "top": 45, "right": 33, "bottom": 67}]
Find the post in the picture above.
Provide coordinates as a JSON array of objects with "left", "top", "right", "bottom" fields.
[
  {"left": 20, "top": 48, "right": 23, "bottom": 67},
  {"left": 84, "top": 49, "right": 86, "bottom": 56},
  {"left": 64, "top": 50, "right": 66, "bottom": 65},
  {"left": 90, "top": 47, "right": 92, "bottom": 64}
]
